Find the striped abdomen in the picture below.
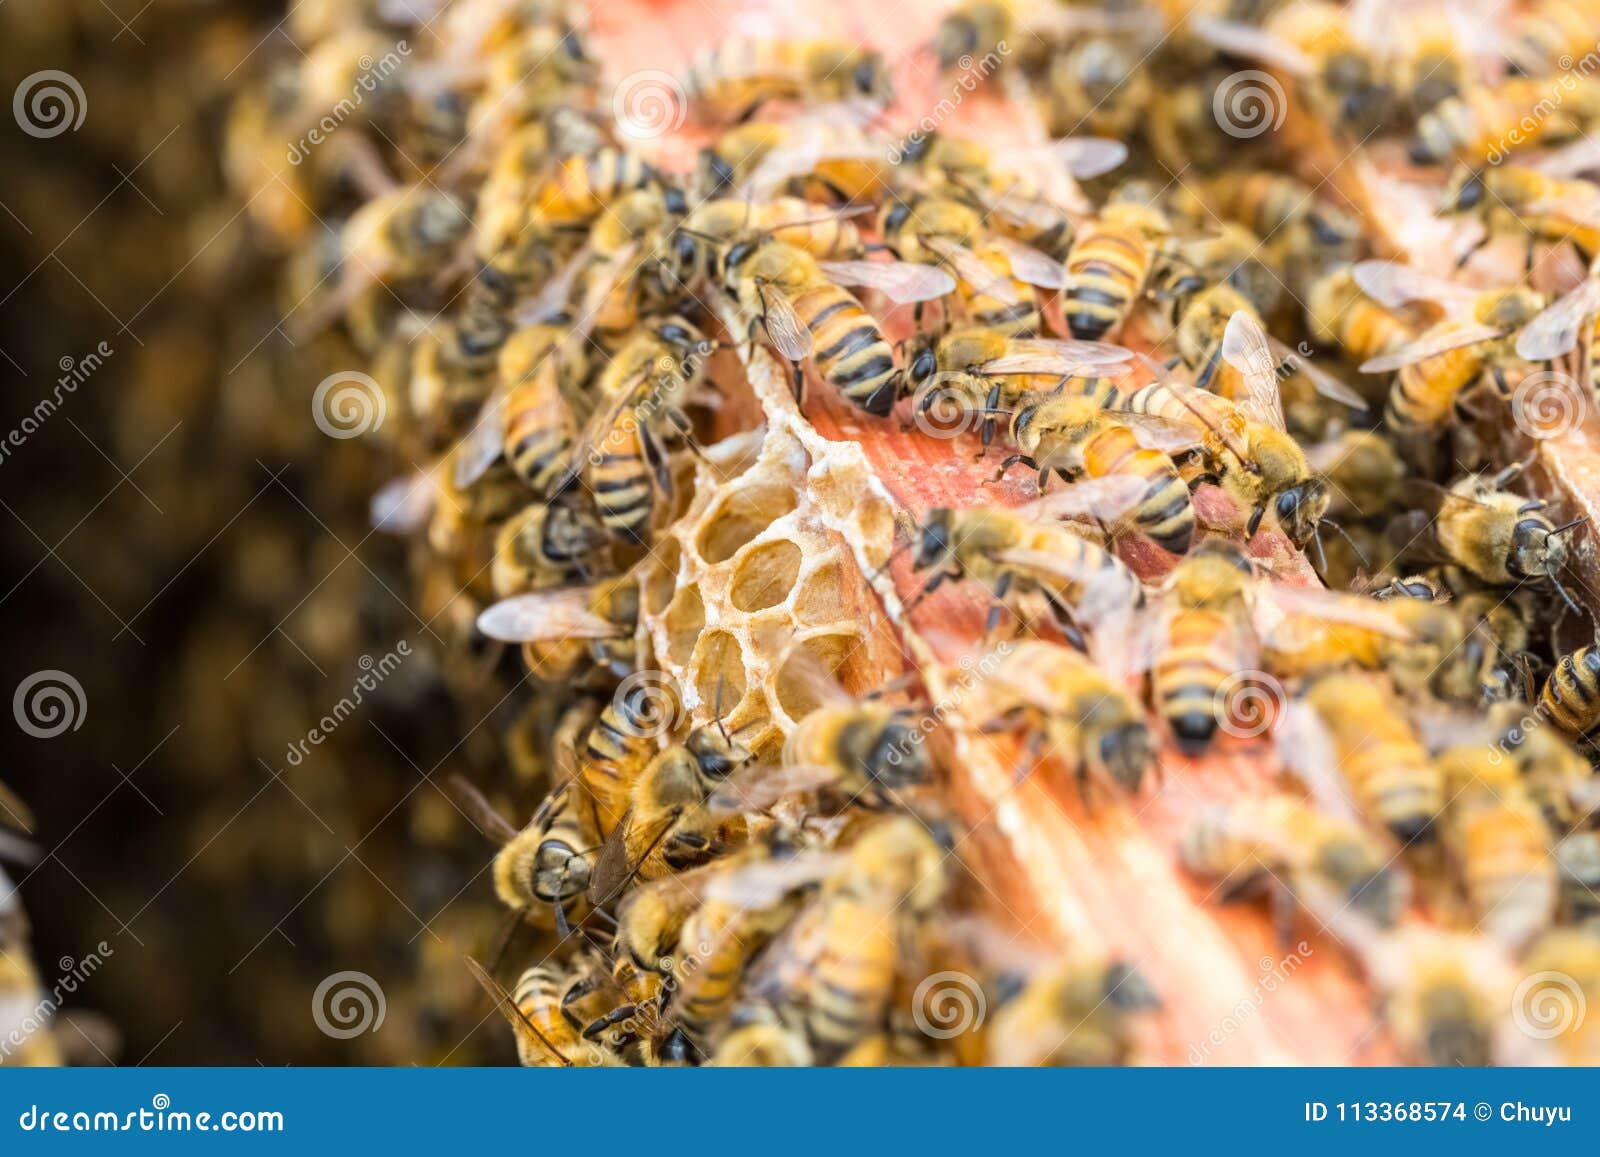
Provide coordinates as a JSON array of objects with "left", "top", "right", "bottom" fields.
[
  {"left": 1062, "top": 221, "right": 1149, "bottom": 340},
  {"left": 804, "top": 898, "right": 897, "bottom": 1060},
  {"left": 535, "top": 150, "right": 655, "bottom": 223},
  {"left": 1542, "top": 646, "right": 1600, "bottom": 737},
  {"left": 1154, "top": 608, "right": 1236, "bottom": 754},
  {"left": 580, "top": 698, "right": 656, "bottom": 834},
  {"left": 504, "top": 374, "right": 576, "bottom": 493},
  {"left": 795, "top": 282, "right": 899, "bottom": 416},
  {"left": 588, "top": 410, "right": 654, "bottom": 543},
  {"left": 509, "top": 967, "right": 584, "bottom": 1066},
  {"left": 1450, "top": 793, "right": 1556, "bottom": 951},
  {"left": 1385, "top": 336, "right": 1483, "bottom": 434},
  {"left": 959, "top": 243, "right": 1039, "bottom": 336},
  {"left": 1082, "top": 423, "right": 1194, "bottom": 554}
]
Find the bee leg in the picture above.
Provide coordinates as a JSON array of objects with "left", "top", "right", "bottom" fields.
[
  {"left": 581, "top": 1004, "right": 638, "bottom": 1043},
  {"left": 992, "top": 453, "right": 1037, "bottom": 482},
  {"left": 1454, "top": 230, "right": 1491, "bottom": 270},
  {"left": 1245, "top": 506, "right": 1265, "bottom": 538},
  {"left": 985, "top": 572, "right": 1014, "bottom": 639},
  {"left": 791, "top": 361, "right": 806, "bottom": 405},
  {"left": 1195, "top": 346, "right": 1222, "bottom": 393},
  {"left": 639, "top": 425, "right": 674, "bottom": 501}
]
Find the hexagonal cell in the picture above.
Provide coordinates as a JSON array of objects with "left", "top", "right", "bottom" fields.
[
  {"left": 644, "top": 535, "right": 682, "bottom": 615},
  {"left": 696, "top": 482, "right": 798, "bottom": 564},
  {"left": 773, "top": 630, "right": 865, "bottom": 720},
  {"left": 693, "top": 630, "right": 748, "bottom": 717},
  {"left": 663, "top": 585, "right": 704, "bottom": 667},
  {"left": 792, "top": 560, "right": 846, "bottom": 624},
  {"left": 729, "top": 539, "right": 804, "bottom": 612}
]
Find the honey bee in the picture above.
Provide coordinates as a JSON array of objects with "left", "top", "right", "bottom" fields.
[
  {"left": 1287, "top": 673, "right": 1442, "bottom": 842},
  {"left": 477, "top": 576, "right": 640, "bottom": 687},
  {"left": 1365, "top": 930, "right": 1513, "bottom": 1066},
  {"left": 1388, "top": 466, "right": 1580, "bottom": 613},
  {"left": 1410, "top": 75, "right": 1600, "bottom": 165},
  {"left": 1516, "top": 253, "right": 1600, "bottom": 400},
  {"left": 1046, "top": 34, "right": 1155, "bottom": 143},
  {"left": 984, "top": 957, "right": 1161, "bottom": 1066},
  {"left": 465, "top": 957, "right": 618, "bottom": 1067},
  {"left": 1433, "top": 742, "right": 1557, "bottom": 952},
  {"left": 449, "top": 777, "right": 601, "bottom": 935},
  {"left": 588, "top": 725, "right": 754, "bottom": 905},
  {"left": 1555, "top": 832, "right": 1600, "bottom": 927},
  {"left": 1306, "top": 429, "right": 1406, "bottom": 521},
  {"left": 490, "top": 500, "right": 608, "bottom": 596},
  {"left": 721, "top": 237, "right": 952, "bottom": 415},
  {"left": 902, "top": 324, "right": 1136, "bottom": 422},
  {"left": 655, "top": 196, "right": 866, "bottom": 298},
  {"left": 1481, "top": 700, "right": 1599, "bottom": 833},
  {"left": 1148, "top": 540, "right": 1258, "bottom": 754},
  {"left": 1438, "top": 165, "right": 1600, "bottom": 266},
  {"left": 1182, "top": 792, "right": 1404, "bottom": 931},
  {"left": 1505, "top": 0, "right": 1600, "bottom": 77},
  {"left": 909, "top": 502, "right": 1144, "bottom": 640},
  {"left": 709, "top": 1005, "right": 813, "bottom": 1066},
  {"left": 1540, "top": 644, "right": 1600, "bottom": 738},
  {"left": 1304, "top": 267, "right": 1416, "bottom": 369},
  {"left": 532, "top": 147, "right": 667, "bottom": 226},
  {"left": 970, "top": 640, "right": 1157, "bottom": 795},
  {"left": 574, "top": 677, "right": 680, "bottom": 839},
  {"left": 685, "top": 39, "right": 892, "bottom": 123},
  {"left": 1116, "top": 326, "right": 1336, "bottom": 548},
  {"left": 1060, "top": 199, "right": 1170, "bottom": 340},
  {"left": 752, "top": 816, "right": 947, "bottom": 1062},
  {"left": 998, "top": 393, "right": 1201, "bottom": 554}
]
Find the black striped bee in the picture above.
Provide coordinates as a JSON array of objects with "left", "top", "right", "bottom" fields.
[
  {"left": 465, "top": 956, "right": 619, "bottom": 1068},
  {"left": 902, "top": 324, "right": 1136, "bottom": 423},
  {"left": 984, "top": 956, "right": 1161, "bottom": 1066},
  {"left": 1061, "top": 198, "right": 1170, "bottom": 340},
  {"left": 1540, "top": 644, "right": 1600, "bottom": 738},
  {"left": 721, "top": 237, "right": 953, "bottom": 415},
  {"left": 1182, "top": 792, "right": 1404, "bottom": 932},
  {"left": 970, "top": 640, "right": 1157, "bottom": 795},
  {"left": 476, "top": 575, "right": 640, "bottom": 687},
  {"left": 490, "top": 500, "right": 609, "bottom": 597},
  {"left": 685, "top": 38, "right": 892, "bottom": 123}
]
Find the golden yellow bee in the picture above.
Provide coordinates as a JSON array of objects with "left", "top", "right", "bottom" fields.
[
  {"left": 476, "top": 576, "right": 640, "bottom": 687},
  {"left": 686, "top": 38, "right": 891, "bottom": 122},
  {"left": 490, "top": 500, "right": 608, "bottom": 597},
  {"left": 984, "top": 957, "right": 1160, "bottom": 1066},
  {"left": 465, "top": 956, "right": 618, "bottom": 1067}
]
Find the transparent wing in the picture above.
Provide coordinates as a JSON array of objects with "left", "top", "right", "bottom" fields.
[
  {"left": 1358, "top": 321, "right": 1506, "bottom": 373},
  {"left": 987, "top": 236, "right": 1069, "bottom": 290},
  {"left": 477, "top": 588, "right": 622, "bottom": 643},
  {"left": 1532, "top": 137, "right": 1600, "bottom": 178},
  {"left": 369, "top": 469, "right": 439, "bottom": 533},
  {"left": 700, "top": 851, "right": 843, "bottom": 907},
  {"left": 445, "top": 774, "right": 522, "bottom": 845},
  {"left": 1256, "top": 582, "right": 1414, "bottom": 641},
  {"left": 1275, "top": 702, "right": 1364, "bottom": 825},
  {"left": 1117, "top": 411, "right": 1206, "bottom": 453},
  {"left": 1515, "top": 278, "right": 1600, "bottom": 361},
  {"left": 1018, "top": 474, "right": 1151, "bottom": 523},
  {"left": 818, "top": 258, "right": 957, "bottom": 303},
  {"left": 514, "top": 244, "right": 591, "bottom": 327},
  {"left": 1351, "top": 259, "right": 1479, "bottom": 311},
  {"left": 757, "top": 282, "right": 815, "bottom": 361},
  {"left": 1037, "top": 137, "right": 1129, "bottom": 180},
  {"left": 463, "top": 956, "right": 574, "bottom": 1066},
  {"left": 1270, "top": 337, "right": 1368, "bottom": 410},
  {"left": 453, "top": 390, "right": 509, "bottom": 488},
  {"left": 920, "top": 236, "right": 1025, "bottom": 304},
  {"left": 980, "top": 338, "right": 1134, "bottom": 378},
  {"left": 1221, "top": 310, "right": 1286, "bottom": 431},
  {"left": 707, "top": 763, "right": 845, "bottom": 814},
  {"left": 1188, "top": 12, "right": 1315, "bottom": 74}
]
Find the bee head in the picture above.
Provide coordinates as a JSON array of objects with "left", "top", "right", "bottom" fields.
[
  {"left": 686, "top": 725, "right": 751, "bottom": 781},
  {"left": 861, "top": 713, "right": 930, "bottom": 789},
  {"left": 853, "top": 51, "right": 891, "bottom": 101},
  {"left": 701, "top": 148, "right": 737, "bottom": 196},
  {"left": 912, "top": 508, "right": 955, "bottom": 571},
  {"left": 1441, "top": 166, "right": 1486, "bottom": 212},
  {"left": 1097, "top": 721, "right": 1154, "bottom": 794},
  {"left": 1274, "top": 479, "right": 1329, "bottom": 549},
  {"left": 1509, "top": 516, "right": 1568, "bottom": 580},
  {"left": 534, "top": 834, "right": 591, "bottom": 900},
  {"left": 904, "top": 334, "right": 939, "bottom": 389}
]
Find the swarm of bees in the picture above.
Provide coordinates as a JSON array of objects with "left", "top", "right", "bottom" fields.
[{"left": 225, "top": 0, "right": 1600, "bottom": 1067}]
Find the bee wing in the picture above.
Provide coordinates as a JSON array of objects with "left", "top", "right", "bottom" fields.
[
  {"left": 993, "top": 547, "right": 1136, "bottom": 608},
  {"left": 817, "top": 258, "right": 957, "bottom": 304},
  {"left": 1351, "top": 259, "right": 1479, "bottom": 312},
  {"left": 445, "top": 774, "right": 522, "bottom": 845},
  {"left": 980, "top": 338, "right": 1134, "bottom": 378},
  {"left": 1268, "top": 336, "right": 1368, "bottom": 410},
  {"left": 1131, "top": 361, "right": 1253, "bottom": 460},
  {"left": 1088, "top": 600, "right": 1167, "bottom": 683},
  {"left": 949, "top": 171, "right": 1073, "bottom": 232},
  {"left": 771, "top": 637, "right": 855, "bottom": 710},
  {"left": 1187, "top": 12, "right": 1315, "bottom": 75},
  {"left": 477, "top": 589, "right": 622, "bottom": 643},
  {"left": 1532, "top": 137, "right": 1600, "bottom": 178},
  {"left": 453, "top": 389, "right": 509, "bottom": 488},
  {"left": 1118, "top": 411, "right": 1206, "bottom": 453},
  {"left": 1526, "top": 188, "right": 1600, "bottom": 229},
  {"left": 1357, "top": 321, "right": 1506, "bottom": 373},
  {"left": 1034, "top": 137, "right": 1129, "bottom": 181},
  {"left": 369, "top": 468, "right": 439, "bottom": 533},
  {"left": 756, "top": 282, "right": 816, "bottom": 361},
  {"left": 463, "top": 956, "right": 575, "bottom": 1067},
  {"left": 1515, "top": 277, "right": 1600, "bottom": 361},
  {"left": 920, "top": 236, "right": 1024, "bottom": 304},
  {"left": 514, "top": 244, "right": 592, "bottom": 327},
  {"left": 1221, "top": 310, "right": 1286, "bottom": 431},
  {"left": 699, "top": 851, "right": 843, "bottom": 907},
  {"left": 1274, "top": 702, "right": 1364, "bottom": 826},
  {"left": 707, "top": 763, "right": 845, "bottom": 815},
  {"left": 985, "top": 236, "right": 1068, "bottom": 290},
  {"left": 1254, "top": 582, "right": 1413, "bottom": 643},
  {"left": 1017, "top": 474, "right": 1151, "bottom": 523}
]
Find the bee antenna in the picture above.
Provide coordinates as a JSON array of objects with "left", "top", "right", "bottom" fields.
[
  {"left": 1318, "top": 518, "right": 1369, "bottom": 566},
  {"left": 1550, "top": 571, "right": 1584, "bottom": 618},
  {"left": 714, "top": 674, "right": 731, "bottom": 743},
  {"left": 1551, "top": 514, "right": 1591, "bottom": 538}
]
